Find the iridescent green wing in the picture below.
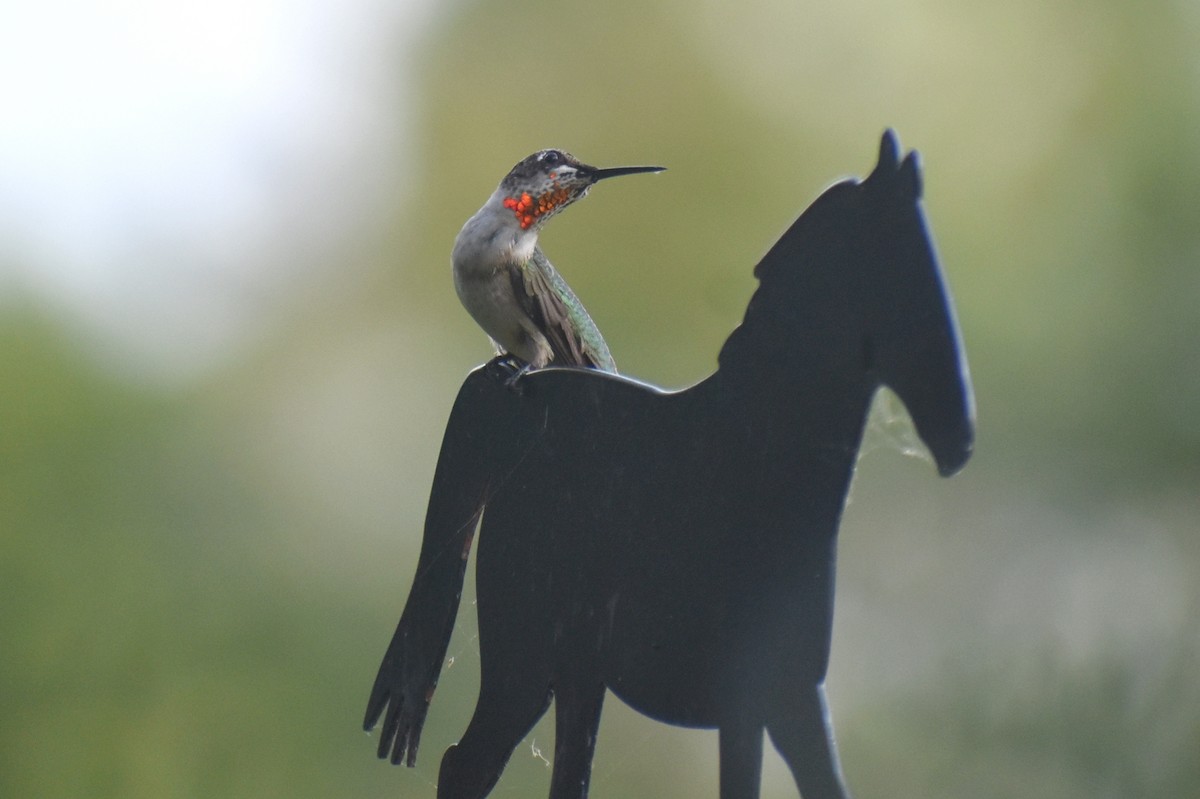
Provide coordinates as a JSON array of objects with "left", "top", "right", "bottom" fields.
[{"left": 513, "top": 247, "right": 617, "bottom": 372}]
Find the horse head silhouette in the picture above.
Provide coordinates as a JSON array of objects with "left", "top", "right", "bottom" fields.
[{"left": 365, "top": 130, "right": 975, "bottom": 799}]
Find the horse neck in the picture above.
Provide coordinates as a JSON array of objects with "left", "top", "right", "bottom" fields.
[{"left": 698, "top": 354, "right": 877, "bottom": 463}]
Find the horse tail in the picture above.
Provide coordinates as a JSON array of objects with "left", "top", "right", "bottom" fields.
[{"left": 364, "top": 366, "right": 502, "bottom": 766}]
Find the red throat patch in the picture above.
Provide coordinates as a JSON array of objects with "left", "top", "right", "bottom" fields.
[{"left": 503, "top": 187, "right": 574, "bottom": 229}]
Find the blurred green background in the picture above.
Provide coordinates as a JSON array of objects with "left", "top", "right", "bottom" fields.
[{"left": 3, "top": 0, "right": 1198, "bottom": 797}]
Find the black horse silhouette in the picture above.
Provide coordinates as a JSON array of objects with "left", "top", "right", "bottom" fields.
[{"left": 364, "top": 130, "right": 975, "bottom": 799}]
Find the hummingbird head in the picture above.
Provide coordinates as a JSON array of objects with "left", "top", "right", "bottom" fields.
[{"left": 497, "top": 149, "right": 664, "bottom": 231}]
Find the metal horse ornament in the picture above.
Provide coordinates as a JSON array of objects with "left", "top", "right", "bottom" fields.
[{"left": 364, "top": 130, "right": 975, "bottom": 799}]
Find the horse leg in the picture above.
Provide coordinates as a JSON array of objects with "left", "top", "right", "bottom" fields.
[
  {"left": 765, "top": 683, "right": 849, "bottom": 799},
  {"left": 718, "top": 716, "right": 764, "bottom": 799},
  {"left": 548, "top": 678, "right": 606, "bottom": 799},
  {"left": 437, "top": 670, "right": 552, "bottom": 799}
]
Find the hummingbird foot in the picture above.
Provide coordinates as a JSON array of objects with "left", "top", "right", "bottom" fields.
[
  {"left": 484, "top": 355, "right": 531, "bottom": 394},
  {"left": 503, "top": 361, "right": 533, "bottom": 394}
]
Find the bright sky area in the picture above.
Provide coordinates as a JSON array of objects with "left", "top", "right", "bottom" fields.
[{"left": 0, "top": 0, "right": 436, "bottom": 380}]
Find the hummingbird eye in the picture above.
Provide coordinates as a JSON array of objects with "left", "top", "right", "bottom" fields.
[{"left": 541, "top": 150, "right": 562, "bottom": 166}]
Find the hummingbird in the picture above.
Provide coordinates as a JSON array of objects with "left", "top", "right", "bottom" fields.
[{"left": 451, "top": 149, "right": 664, "bottom": 377}]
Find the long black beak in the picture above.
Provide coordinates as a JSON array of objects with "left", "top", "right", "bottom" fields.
[{"left": 586, "top": 165, "right": 666, "bottom": 182}]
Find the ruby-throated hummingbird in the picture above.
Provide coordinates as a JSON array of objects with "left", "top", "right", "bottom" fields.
[{"left": 452, "top": 149, "right": 664, "bottom": 375}]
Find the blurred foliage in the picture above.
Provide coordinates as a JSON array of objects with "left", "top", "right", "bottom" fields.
[
  {"left": 3, "top": 0, "right": 1199, "bottom": 797},
  {"left": 838, "top": 648, "right": 1200, "bottom": 799}
]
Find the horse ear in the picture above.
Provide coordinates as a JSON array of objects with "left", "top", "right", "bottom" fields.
[
  {"left": 875, "top": 129, "right": 900, "bottom": 176},
  {"left": 900, "top": 150, "right": 923, "bottom": 199}
]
